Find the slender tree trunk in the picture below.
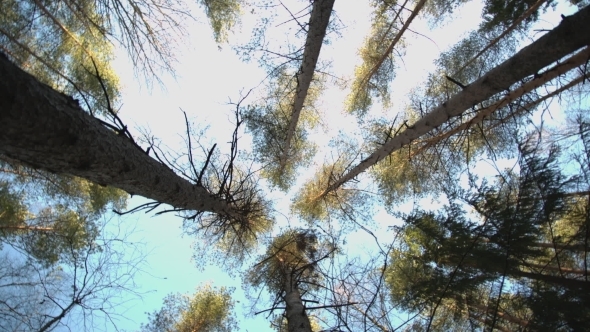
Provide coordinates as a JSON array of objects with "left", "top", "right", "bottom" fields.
[
  {"left": 360, "top": 0, "right": 427, "bottom": 89},
  {"left": 454, "top": 0, "right": 548, "bottom": 75},
  {"left": 532, "top": 241, "right": 588, "bottom": 252},
  {"left": 280, "top": 0, "right": 335, "bottom": 170},
  {"left": 31, "top": 0, "right": 96, "bottom": 60},
  {"left": 0, "top": 225, "right": 54, "bottom": 232},
  {"left": 283, "top": 273, "right": 312, "bottom": 332},
  {"left": 479, "top": 237, "right": 589, "bottom": 252},
  {"left": 470, "top": 303, "right": 530, "bottom": 328},
  {"left": 511, "top": 268, "right": 590, "bottom": 290},
  {"left": 319, "top": 6, "right": 590, "bottom": 198},
  {"left": 0, "top": 52, "right": 242, "bottom": 219},
  {"left": 449, "top": 255, "right": 590, "bottom": 290},
  {"left": 523, "top": 262, "right": 589, "bottom": 276},
  {"left": 38, "top": 300, "right": 77, "bottom": 332},
  {"left": 411, "top": 67, "right": 588, "bottom": 159}
]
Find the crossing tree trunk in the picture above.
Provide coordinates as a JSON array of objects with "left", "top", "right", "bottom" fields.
[{"left": 319, "top": 6, "right": 590, "bottom": 198}]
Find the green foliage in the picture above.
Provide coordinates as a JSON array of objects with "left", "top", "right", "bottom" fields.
[
  {"left": 386, "top": 140, "right": 590, "bottom": 330},
  {"left": 1, "top": 0, "right": 588, "bottom": 330},
  {"left": 188, "top": 165, "right": 274, "bottom": 272},
  {"left": 199, "top": 0, "right": 242, "bottom": 43},
  {"left": 270, "top": 313, "right": 323, "bottom": 332},
  {"left": 142, "top": 285, "right": 237, "bottom": 332},
  {"left": 482, "top": 0, "right": 552, "bottom": 31},
  {"left": 244, "top": 69, "right": 322, "bottom": 191},
  {"left": 368, "top": 25, "right": 534, "bottom": 204},
  {"left": 0, "top": 181, "right": 28, "bottom": 228},
  {"left": 0, "top": 0, "right": 121, "bottom": 114},
  {"left": 422, "top": 0, "right": 473, "bottom": 23},
  {"left": 345, "top": 0, "right": 472, "bottom": 117},
  {"left": 344, "top": 0, "right": 403, "bottom": 116},
  {"left": 0, "top": 159, "right": 127, "bottom": 265},
  {"left": 291, "top": 155, "right": 367, "bottom": 223},
  {"left": 366, "top": 116, "right": 451, "bottom": 205},
  {"left": 247, "top": 229, "right": 322, "bottom": 294},
  {"left": 245, "top": 229, "right": 330, "bottom": 332}
]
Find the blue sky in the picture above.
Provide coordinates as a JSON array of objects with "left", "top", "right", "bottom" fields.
[
  {"left": 105, "top": 1, "right": 474, "bottom": 328},
  {"left": 92, "top": 0, "right": 581, "bottom": 330}
]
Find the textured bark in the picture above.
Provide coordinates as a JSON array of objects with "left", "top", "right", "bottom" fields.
[
  {"left": 411, "top": 53, "right": 589, "bottom": 159},
  {"left": 284, "top": 273, "right": 312, "bottom": 332},
  {"left": 279, "top": 0, "right": 335, "bottom": 170},
  {"left": 320, "top": 6, "right": 590, "bottom": 197},
  {"left": 0, "top": 52, "right": 241, "bottom": 218}
]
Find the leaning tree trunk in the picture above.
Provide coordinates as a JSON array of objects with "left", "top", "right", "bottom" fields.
[
  {"left": 532, "top": 241, "right": 589, "bottom": 252},
  {"left": 360, "top": 0, "right": 427, "bottom": 89},
  {"left": 523, "top": 262, "right": 589, "bottom": 276},
  {"left": 510, "top": 268, "right": 590, "bottom": 291},
  {"left": 0, "top": 52, "right": 243, "bottom": 220},
  {"left": 470, "top": 303, "right": 530, "bottom": 329},
  {"left": 319, "top": 6, "right": 590, "bottom": 198},
  {"left": 279, "top": 0, "right": 335, "bottom": 171},
  {"left": 283, "top": 272, "right": 312, "bottom": 332}
]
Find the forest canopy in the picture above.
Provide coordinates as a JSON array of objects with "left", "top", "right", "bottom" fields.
[{"left": 0, "top": 0, "right": 589, "bottom": 330}]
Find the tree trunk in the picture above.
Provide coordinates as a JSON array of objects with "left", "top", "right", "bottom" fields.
[
  {"left": 477, "top": 237, "right": 589, "bottom": 253},
  {"left": 532, "top": 241, "right": 588, "bottom": 252},
  {"left": 319, "top": 6, "right": 590, "bottom": 197},
  {"left": 38, "top": 300, "right": 77, "bottom": 332},
  {"left": 523, "top": 262, "right": 589, "bottom": 276},
  {"left": 447, "top": 255, "right": 590, "bottom": 290},
  {"left": 470, "top": 303, "right": 530, "bottom": 329},
  {"left": 360, "top": 0, "right": 427, "bottom": 89},
  {"left": 280, "top": 0, "right": 335, "bottom": 170},
  {"left": 284, "top": 273, "right": 312, "bottom": 332},
  {"left": 454, "top": 0, "right": 548, "bottom": 75},
  {"left": 511, "top": 268, "right": 590, "bottom": 290},
  {"left": 0, "top": 225, "right": 54, "bottom": 232},
  {"left": 0, "top": 52, "right": 242, "bottom": 219},
  {"left": 410, "top": 61, "right": 588, "bottom": 159}
]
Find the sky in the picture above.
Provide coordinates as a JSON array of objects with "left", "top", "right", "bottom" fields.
[{"left": 77, "top": 0, "right": 582, "bottom": 330}]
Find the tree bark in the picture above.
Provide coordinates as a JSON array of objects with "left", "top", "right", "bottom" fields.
[
  {"left": 511, "top": 268, "right": 590, "bottom": 290},
  {"left": 0, "top": 225, "right": 55, "bottom": 232},
  {"left": 454, "top": 0, "right": 548, "bottom": 75},
  {"left": 448, "top": 255, "right": 590, "bottom": 290},
  {"left": 523, "top": 262, "right": 589, "bottom": 276},
  {"left": 532, "top": 241, "right": 589, "bottom": 252},
  {"left": 0, "top": 52, "right": 242, "bottom": 219},
  {"left": 279, "top": 0, "right": 335, "bottom": 170},
  {"left": 284, "top": 273, "right": 312, "bottom": 332},
  {"left": 410, "top": 57, "right": 588, "bottom": 159},
  {"left": 319, "top": 6, "right": 590, "bottom": 198},
  {"left": 38, "top": 300, "right": 77, "bottom": 332}
]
